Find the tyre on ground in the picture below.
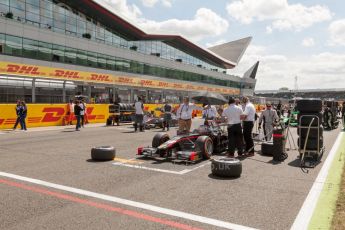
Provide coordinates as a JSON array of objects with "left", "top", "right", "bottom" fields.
[
  {"left": 195, "top": 136, "right": 213, "bottom": 159},
  {"left": 261, "top": 141, "right": 274, "bottom": 155},
  {"left": 91, "top": 146, "right": 116, "bottom": 161},
  {"left": 211, "top": 158, "right": 242, "bottom": 177},
  {"left": 152, "top": 133, "right": 170, "bottom": 148}
]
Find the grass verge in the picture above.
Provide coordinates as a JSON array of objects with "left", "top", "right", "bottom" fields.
[{"left": 331, "top": 162, "right": 345, "bottom": 229}]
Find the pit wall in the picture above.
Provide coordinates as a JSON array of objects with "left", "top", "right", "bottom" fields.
[
  {"left": 0, "top": 103, "right": 262, "bottom": 130},
  {"left": 0, "top": 103, "right": 202, "bottom": 130}
]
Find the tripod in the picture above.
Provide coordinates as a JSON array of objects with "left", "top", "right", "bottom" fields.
[{"left": 284, "top": 98, "right": 297, "bottom": 151}]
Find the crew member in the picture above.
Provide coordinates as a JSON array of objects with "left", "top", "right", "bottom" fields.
[
  {"left": 202, "top": 104, "right": 217, "bottom": 125},
  {"left": 324, "top": 106, "right": 333, "bottom": 130},
  {"left": 13, "top": 100, "right": 21, "bottom": 130},
  {"left": 258, "top": 103, "right": 279, "bottom": 141},
  {"left": 134, "top": 96, "right": 144, "bottom": 132},
  {"left": 176, "top": 97, "right": 202, "bottom": 134},
  {"left": 241, "top": 97, "right": 256, "bottom": 156},
  {"left": 222, "top": 97, "right": 244, "bottom": 158},
  {"left": 276, "top": 101, "right": 282, "bottom": 117},
  {"left": 342, "top": 102, "right": 345, "bottom": 130},
  {"left": 74, "top": 100, "right": 82, "bottom": 131},
  {"left": 162, "top": 101, "right": 172, "bottom": 131}
]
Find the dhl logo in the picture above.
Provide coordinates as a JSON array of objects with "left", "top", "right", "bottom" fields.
[
  {"left": 173, "top": 83, "right": 183, "bottom": 89},
  {"left": 51, "top": 70, "right": 81, "bottom": 79},
  {"left": 158, "top": 82, "right": 169, "bottom": 87},
  {"left": 118, "top": 77, "right": 134, "bottom": 83},
  {"left": 90, "top": 74, "right": 112, "bottom": 82},
  {"left": 140, "top": 80, "right": 154, "bottom": 86},
  {"left": 0, "top": 107, "right": 102, "bottom": 126},
  {"left": 6, "top": 64, "right": 40, "bottom": 75}
]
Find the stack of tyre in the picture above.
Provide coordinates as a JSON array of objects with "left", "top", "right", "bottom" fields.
[{"left": 296, "top": 99, "right": 323, "bottom": 152}]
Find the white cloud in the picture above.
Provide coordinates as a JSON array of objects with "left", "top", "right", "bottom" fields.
[
  {"left": 205, "top": 39, "right": 227, "bottom": 48},
  {"left": 329, "top": 19, "right": 345, "bottom": 46},
  {"left": 302, "top": 38, "right": 315, "bottom": 47},
  {"left": 98, "top": 0, "right": 228, "bottom": 42},
  {"left": 229, "top": 45, "right": 345, "bottom": 90},
  {"left": 227, "top": 0, "right": 332, "bottom": 32},
  {"left": 137, "top": 8, "right": 229, "bottom": 42},
  {"left": 101, "top": 0, "right": 142, "bottom": 24},
  {"left": 266, "top": 26, "right": 273, "bottom": 34},
  {"left": 141, "top": 0, "right": 173, "bottom": 8}
]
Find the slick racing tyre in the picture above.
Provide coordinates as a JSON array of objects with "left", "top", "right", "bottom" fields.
[
  {"left": 261, "top": 141, "right": 274, "bottom": 156},
  {"left": 195, "top": 136, "right": 213, "bottom": 159},
  {"left": 298, "top": 112, "right": 322, "bottom": 127},
  {"left": 211, "top": 158, "right": 242, "bottom": 177},
  {"left": 91, "top": 146, "right": 116, "bottom": 161},
  {"left": 298, "top": 137, "right": 323, "bottom": 150},
  {"left": 152, "top": 133, "right": 170, "bottom": 148},
  {"left": 296, "top": 99, "right": 322, "bottom": 113},
  {"left": 297, "top": 126, "right": 323, "bottom": 138}
]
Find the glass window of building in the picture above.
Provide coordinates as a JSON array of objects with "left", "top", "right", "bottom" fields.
[
  {"left": 76, "top": 50, "right": 87, "bottom": 66},
  {"left": 77, "top": 18, "right": 86, "bottom": 36},
  {"left": 37, "top": 41, "right": 52, "bottom": 61},
  {"left": 64, "top": 47, "right": 77, "bottom": 64},
  {"left": 106, "top": 55, "right": 116, "bottom": 70},
  {"left": 5, "top": 34, "right": 22, "bottom": 56},
  {"left": 87, "top": 51, "right": 97, "bottom": 68},
  {"left": 97, "top": 54, "right": 107, "bottom": 69},
  {"left": 0, "top": 1, "right": 10, "bottom": 13},
  {"left": 52, "top": 44, "right": 64, "bottom": 62},
  {"left": 0, "top": 33, "right": 4, "bottom": 53},
  {"left": 22, "top": 38, "right": 38, "bottom": 58},
  {"left": 26, "top": 1, "right": 40, "bottom": 24}
]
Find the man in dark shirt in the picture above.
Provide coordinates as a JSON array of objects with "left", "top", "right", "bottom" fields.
[
  {"left": 74, "top": 100, "right": 83, "bottom": 131},
  {"left": 162, "top": 102, "right": 172, "bottom": 131},
  {"left": 13, "top": 100, "right": 21, "bottom": 130},
  {"left": 341, "top": 101, "right": 345, "bottom": 130}
]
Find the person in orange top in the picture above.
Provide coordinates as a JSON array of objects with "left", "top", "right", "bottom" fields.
[{"left": 67, "top": 99, "right": 74, "bottom": 125}]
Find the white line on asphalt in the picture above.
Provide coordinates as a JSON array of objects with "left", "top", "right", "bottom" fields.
[
  {"left": 290, "top": 132, "right": 344, "bottom": 230},
  {"left": 0, "top": 171, "right": 257, "bottom": 230},
  {"left": 112, "top": 161, "right": 211, "bottom": 175}
]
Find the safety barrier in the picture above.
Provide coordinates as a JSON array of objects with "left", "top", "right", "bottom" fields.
[{"left": 0, "top": 103, "right": 203, "bottom": 130}]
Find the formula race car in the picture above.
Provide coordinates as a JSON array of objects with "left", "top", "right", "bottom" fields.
[{"left": 137, "top": 122, "right": 228, "bottom": 163}]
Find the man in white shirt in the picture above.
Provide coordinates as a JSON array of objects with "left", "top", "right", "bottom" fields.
[
  {"left": 222, "top": 97, "right": 244, "bottom": 158},
  {"left": 241, "top": 97, "right": 256, "bottom": 156},
  {"left": 176, "top": 97, "right": 202, "bottom": 134},
  {"left": 134, "top": 96, "right": 144, "bottom": 132},
  {"left": 202, "top": 104, "right": 217, "bottom": 124}
]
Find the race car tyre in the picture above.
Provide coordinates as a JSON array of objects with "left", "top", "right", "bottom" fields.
[
  {"left": 91, "top": 146, "right": 116, "bottom": 161},
  {"left": 296, "top": 99, "right": 322, "bottom": 113},
  {"left": 297, "top": 126, "right": 323, "bottom": 138},
  {"left": 152, "top": 133, "right": 170, "bottom": 148},
  {"left": 261, "top": 141, "right": 274, "bottom": 156},
  {"left": 298, "top": 112, "right": 322, "bottom": 126},
  {"left": 211, "top": 158, "right": 242, "bottom": 177},
  {"left": 298, "top": 137, "right": 323, "bottom": 150},
  {"left": 195, "top": 136, "right": 213, "bottom": 159}
]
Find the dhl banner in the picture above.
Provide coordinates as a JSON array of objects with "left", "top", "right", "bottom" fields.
[
  {"left": 0, "top": 61, "right": 240, "bottom": 95},
  {"left": 0, "top": 104, "right": 108, "bottom": 130},
  {"left": 0, "top": 103, "right": 202, "bottom": 130}
]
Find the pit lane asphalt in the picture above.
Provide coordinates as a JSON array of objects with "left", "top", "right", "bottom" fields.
[{"left": 0, "top": 119, "right": 341, "bottom": 230}]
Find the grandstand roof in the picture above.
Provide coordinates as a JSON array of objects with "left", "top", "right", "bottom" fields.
[{"left": 59, "top": 0, "right": 249, "bottom": 69}]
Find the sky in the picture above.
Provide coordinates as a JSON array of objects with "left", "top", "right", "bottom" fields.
[{"left": 99, "top": 0, "right": 345, "bottom": 90}]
